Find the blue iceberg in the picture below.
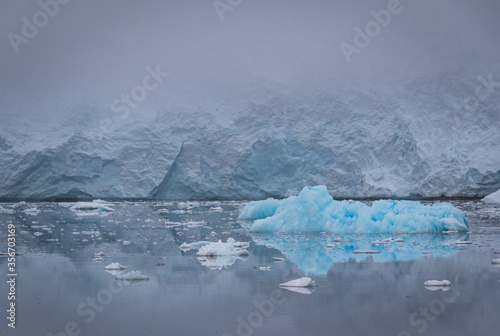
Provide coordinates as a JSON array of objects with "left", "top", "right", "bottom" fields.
[{"left": 239, "top": 186, "right": 469, "bottom": 233}]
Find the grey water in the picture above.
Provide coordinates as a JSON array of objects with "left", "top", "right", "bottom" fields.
[{"left": 0, "top": 200, "right": 499, "bottom": 336}]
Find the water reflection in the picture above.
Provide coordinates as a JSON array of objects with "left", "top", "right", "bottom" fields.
[{"left": 249, "top": 232, "right": 468, "bottom": 275}]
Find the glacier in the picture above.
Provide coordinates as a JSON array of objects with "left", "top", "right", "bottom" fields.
[
  {"left": 240, "top": 186, "right": 469, "bottom": 234},
  {"left": 0, "top": 71, "right": 499, "bottom": 201}
]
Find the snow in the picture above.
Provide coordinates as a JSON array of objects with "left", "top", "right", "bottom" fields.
[
  {"left": 424, "top": 280, "right": 452, "bottom": 287},
  {"left": 241, "top": 186, "right": 469, "bottom": 234},
  {"left": 115, "top": 271, "right": 149, "bottom": 281},
  {"left": 483, "top": 189, "right": 500, "bottom": 204},
  {"left": 105, "top": 263, "right": 126, "bottom": 270},
  {"left": 280, "top": 277, "right": 315, "bottom": 288}
]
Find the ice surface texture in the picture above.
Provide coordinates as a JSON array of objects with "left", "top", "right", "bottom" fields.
[
  {"left": 1, "top": 72, "right": 499, "bottom": 201},
  {"left": 240, "top": 186, "right": 469, "bottom": 234}
]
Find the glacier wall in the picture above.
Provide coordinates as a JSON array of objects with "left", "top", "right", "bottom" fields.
[{"left": 1, "top": 71, "right": 499, "bottom": 201}]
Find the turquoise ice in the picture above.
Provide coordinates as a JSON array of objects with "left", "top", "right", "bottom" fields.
[{"left": 240, "top": 185, "right": 469, "bottom": 233}]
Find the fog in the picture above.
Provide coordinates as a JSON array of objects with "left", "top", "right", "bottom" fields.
[{"left": 1, "top": 0, "right": 499, "bottom": 110}]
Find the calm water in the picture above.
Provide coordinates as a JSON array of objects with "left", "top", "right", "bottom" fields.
[{"left": 0, "top": 200, "right": 499, "bottom": 336}]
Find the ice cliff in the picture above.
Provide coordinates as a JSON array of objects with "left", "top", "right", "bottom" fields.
[{"left": 0, "top": 71, "right": 499, "bottom": 200}]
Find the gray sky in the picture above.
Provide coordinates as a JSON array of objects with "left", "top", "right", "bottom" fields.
[{"left": 1, "top": 0, "right": 499, "bottom": 107}]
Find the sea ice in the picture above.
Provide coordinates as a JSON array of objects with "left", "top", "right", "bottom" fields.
[
  {"left": 483, "top": 189, "right": 500, "bottom": 204},
  {"left": 70, "top": 201, "right": 114, "bottom": 213},
  {"left": 424, "top": 280, "right": 452, "bottom": 287},
  {"left": 115, "top": 271, "right": 149, "bottom": 281},
  {"left": 105, "top": 263, "right": 126, "bottom": 270},
  {"left": 196, "top": 238, "right": 249, "bottom": 257},
  {"left": 240, "top": 186, "right": 469, "bottom": 233}
]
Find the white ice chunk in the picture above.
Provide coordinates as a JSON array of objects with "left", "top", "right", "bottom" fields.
[
  {"left": 115, "top": 271, "right": 149, "bottom": 281},
  {"left": 491, "top": 259, "right": 500, "bottom": 264},
  {"left": 105, "top": 263, "right": 126, "bottom": 270},
  {"left": 483, "top": 189, "right": 500, "bottom": 204},
  {"left": 424, "top": 280, "right": 452, "bottom": 287},
  {"left": 280, "top": 277, "right": 315, "bottom": 288},
  {"left": 70, "top": 201, "right": 114, "bottom": 213}
]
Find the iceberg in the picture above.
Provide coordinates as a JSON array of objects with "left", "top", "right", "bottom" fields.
[
  {"left": 483, "top": 189, "right": 500, "bottom": 204},
  {"left": 240, "top": 186, "right": 469, "bottom": 234}
]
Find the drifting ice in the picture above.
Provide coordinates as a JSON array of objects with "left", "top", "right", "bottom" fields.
[
  {"left": 424, "top": 280, "right": 452, "bottom": 287},
  {"left": 483, "top": 189, "right": 500, "bottom": 204},
  {"left": 115, "top": 271, "right": 149, "bottom": 281},
  {"left": 280, "top": 277, "right": 316, "bottom": 288},
  {"left": 70, "top": 201, "right": 114, "bottom": 212},
  {"left": 105, "top": 263, "right": 126, "bottom": 270},
  {"left": 240, "top": 186, "right": 469, "bottom": 233}
]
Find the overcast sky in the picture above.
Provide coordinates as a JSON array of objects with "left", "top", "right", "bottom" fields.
[{"left": 1, "top": 0, "right": 499, "bottom": 106}]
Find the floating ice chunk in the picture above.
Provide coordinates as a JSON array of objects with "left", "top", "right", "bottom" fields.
[
  {"left": 483, "top": 189, "right": 500, "bottom": 204},
  {"left": 179, "top": 241, "right": 212, "bottom": 251},
  {"left": 281, "top": 286, "right": 313, "bottom": 295},
  {"left": 491, "top": 259, "right": 500, "bottom": 264},
  {"left": 424, "top": 280, "right": 452, "bottom": 287},
  {"left": 24, "top": 207, "right": 40, "bottom": 215},
  {"left": 280, "top": 277, "right": 316, "bottom": 288},
  {"left": 194, "top": 238, "right": 249, "bottom": 270},
  {"left": 241, "top": 186, "right": 469, "bottom": 233},
  {"left": 326, "top": 244, "right": 335, "bottom": 248},
  {"left": 456, "top": 240, "right": 473, "bottom": 245},
  {"left": 394, "top": 238, "right": 405, "bottom": 243},
  {"left": 33, "top": 231, "right": 43, "bottom": 236},
  {"left": 115, "top": 271, "right": 149, "bottom": 281},
  {"left": 0, "top": 206, "right": 14, "bottom": 214},
  {"left": 105, "top": 263, "right": 126, "bottom": 270},
  {"left": 196, "top": 238, "right": 249, "bottom": 257},
  {"left": 178, "top": 201, "right": 200, "bottom": 209},
  {"left": 70, "top": 201, "right": 114, "bottom": 213},
  {"left": 353, "top": 250, "right": 380, "bottom": 255},
  {"left": 123, "top": 241, "right": 131, "bottom": 245},
  {"left": 273, "top": 257, "right": 286, "bottom": 262},
  {"left": 259, "top": 266, "right": 271, "bottom": 271}
]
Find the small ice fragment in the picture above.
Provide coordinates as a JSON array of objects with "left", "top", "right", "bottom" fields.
[
  {"left": 94, "top": 252, "right": 105, "bottom": 257},
  {"left": 273, "top": 257, "right": 286, "bottom": 262},
  {"left": 353, "top": 250, "right": 380, "bottom": 254},
  {"left": 456, "top": 240, "right": 473, "bottom": 245},
  {"left": 424, "top": 280, "right": 452, "bottom": 287},
  {"left": 334, "top": 238, "right": 351, "bottom": 243},
  {"left": 281, "top": 286, "right": 312, "bottom": 295},
  {"left": 326, "top": 244, "right": 335, "bottom": 248},
  {"left": 394, "top": 238, "right": 405, "bottom": 243},
  {"left": 491, "top": 259, "right": 500, "bottom": 264},
  {"left": 123, "top": 241, "right": 131, "bottom": 245},
  {"left": 93, "top": 257, "right": 104, "bottom": 262},
  {"left": 115, "top": 271, "right": 149, "bottom": 281},
  {"left": 259, "top": 266, "right": 271, "bottom": 271},
  {"left": 33, "top": 232, "right": 43, "bottom": 236},
  {"left": 105, "top": 263, "right": 126, "bottom": 270},
  {"left": 280, "top": 277, "right": 315, "bottom": 288},
  {"left": 266, "top": 245, "right": 275, "bottom": 248}
]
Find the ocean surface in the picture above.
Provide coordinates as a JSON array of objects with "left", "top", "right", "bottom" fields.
[{"left": 1, "top": 199, "right": 499, "bottom": 336}]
